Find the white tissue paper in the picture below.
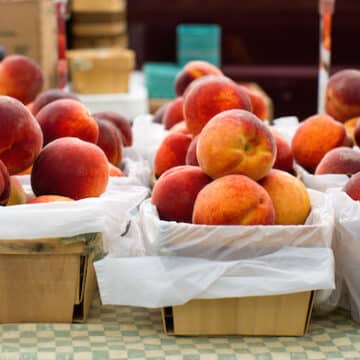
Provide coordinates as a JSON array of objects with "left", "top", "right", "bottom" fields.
[
  {"left": 271, "top": 116, "right": 300, "bottom": 144},
  {"left": 95, "top": 189, "right": 335, "bottom": 308}
]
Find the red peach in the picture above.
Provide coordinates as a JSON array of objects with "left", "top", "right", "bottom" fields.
[
  {"left": 7, "top": 176, "right": 26, "bottom": 206},
  {"left": 0, "top": 96, "right": 43, "bottom": 175},
  {"left": 92, "top": 112, "right": 132, "bottom": 147},
  {"left": 344, "top": 172, "right": 360, "bottom": 201},
  {"left": 183, "top": 76, "right": 252, "bottom": 136},
  {"left": 185, "top": 135, "right": 199, "bottom": 166},
  {"left": 0, "top": 160, "right": 10, "bottom": 205},
  {"left": 163, "top": 97, "right": 184, "bottom": 130},
  {"left": 0, "top": 55, "right": 44, "bottom": 104},
  {"left": 152, "top": 165, "right": 212, "bottom": 223},
  {"left": 197, "top": 109, "right": 276, "bottom": 180},
  {"left": 239, "top": 84, "right": 269, "bottom": 121},
  {"left": 153, "top": 102, "right": 170, "bottom": 124},
  {"left": 344, "top": 117, "right": 360, "bottom": 140},
  {"left": 109, "top": 163, "right": 125, "bottom": 177},
  {"left": 31, "top": 137, "right": 109, "bottom": 200},
  {"left": 36, "top": 99, "right": 99, "bottom": 145},
  {"left": 271, "top": 129, "right": 294, "bottom": 173},
  {"left": 27, "top": 195, "right": 74, "bottom": 204},
  {"left": 169, "top": 120, "right": 192, "bottom": 136},
  {"left": 193, "top": 174, "right": 275, "bottom": 225}
]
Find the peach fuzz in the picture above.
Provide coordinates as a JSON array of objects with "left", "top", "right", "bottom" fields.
[
  {"left": 0, "top": 160, "right": 10, "bottom": 205},
  {"left": 259, "top": 169, "right": 311, "bottom": 225},
  {"left": 344, "top": 172, "right": 360, "bottom": 201},
  {"left": 36, "top": 99, "right": 99, "bottom": 145},
  {"left": 152, "top": 165, "right": 212, "bottom": 223},
  {"left": 193, "top": 174, "right": 275, "bottom": 225},
  {"left": 93, "top": 112, "right": 132, "bottom": 147},
  {"left": 109, "top": 163, "right": 125, "bottom": 177},
  {"left": 0, "top": 55, "right": 44, "bottom": 104},
  {"left": 271, "top": 129, "right": 294, "bottom": 173},
  {"left": 175, "top": 60, "right": 223, "bottom": 96},
  {"left": 153, "top": 132, "right": 192, "bottom": 177},
  {"left": 169, "top": 120, "right": 192, "bottom": 136},
  {"left": 152, "top": 102, "right": 170, "bottom": 124},
  {"left": 315, "top": 147, "right": 360, "bottom": 175},
  {"left": 185, "top": 135, "right": 199, "bottom": 166},
  {"left": 0, "top": 96, "right": 43, "bottom": 175},
  {"left": 291, "top": 114, "right": 349, "bottom": 173},
  {"left": 325, "top": 69, "right": 360, "bottom": 122},
  {"left": 32, "top": 88, "right": 80, "bottom": 115},
  {"left": 183, "top": 76, "right": 252, "bottom": 136},
  {"left": 197, "top": 109, "right": 276, "bottom": 180},
  {"left": 7, "top": 176, "right": 26, "bottom": 206},
  {"left": 239, "top": 84, "right": 269, "bottom": 121},
  {"left": 96, "top": 119, "right": 123, "bottom": 166},
  {"left": 163, "top": 97, "right": 184, "bottom": 130},
  {"left": 27, "top": 195, "right": 74, "bottom": 204},
  {"left": 31, "top": 137, "right": 109, "bottom": 200}
]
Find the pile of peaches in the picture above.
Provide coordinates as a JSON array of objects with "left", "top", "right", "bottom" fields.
[
  {"left": 0, "top": 54, "right": 133, "bottom": 206},
  {"left": 151, "top": 61, "right": 311, "bottom": 226}
]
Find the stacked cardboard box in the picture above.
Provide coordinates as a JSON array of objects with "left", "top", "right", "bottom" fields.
[{"left": 71, "top": 0, "right": 127, "bottom": 49}]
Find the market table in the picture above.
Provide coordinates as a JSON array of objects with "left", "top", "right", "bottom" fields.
[{"left": 0, "top": 293, "right": 359, "bottom": 359}]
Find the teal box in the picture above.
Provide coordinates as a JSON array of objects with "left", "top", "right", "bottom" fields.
[
  {"left": 143, "top": 63, "right": 181, "bottom": 99},
  {"left": 177, "top": 24, "right": 221, "bottom": 67}
]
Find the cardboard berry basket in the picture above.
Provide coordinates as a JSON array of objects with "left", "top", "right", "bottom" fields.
[
  {"left": 0, "top": 176, "right": 149, "bottom": 323},
  {"left": 95, "top": 189, "right": 335, "bottom": 336}
]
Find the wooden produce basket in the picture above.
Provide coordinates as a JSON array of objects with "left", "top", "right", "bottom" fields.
[
  {"left": 71, "top": 0, "right": 126, "bottom": 13},
  {"left": 67, "top": 48, "right": 135, "bottom": 94},
  {"left": 0, "top": 233, "right": 100, "bottom": 323},
  {"left": 162, "top": 291, "right": 314, "bottom": 336}
]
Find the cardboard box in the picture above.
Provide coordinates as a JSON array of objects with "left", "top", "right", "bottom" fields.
[
  {"left": 72, "top": 0, "right": 126, "bottom": 13},
  {"left": 0, "top": 234, "right": 98, "bottom": 323},
  {"left": 72, "top": 34, "right": 128, "bottom": 49},
  {"left": 162, "top": 291, "right": 314, "bottom": 336},
  {"left": 67, "top": 48, "right": 135, "bottom": 94},
  {"left": 0, "top": 0, "right": 58, "bottom": 89}
]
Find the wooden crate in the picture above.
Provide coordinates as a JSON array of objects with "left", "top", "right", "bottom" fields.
[
  {"left": 0, "top": 234, "right": 98, "bottom": 323},
  {"left": 71, "top": 0, "right": 126, "bottom": 13},
  {"left": 72, "top": 34, "right": 128, "bottom": 49}
]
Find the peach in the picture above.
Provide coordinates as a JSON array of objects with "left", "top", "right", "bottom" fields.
[
  {"left": 271, "top": 129, "right": 294, "bottom": 173},
  {"left": 0, "top": 55, "right": 44, "bottom": 104},
  {"left": 96, "top": 119, "right": 123, "bottom": 166},
  {"left": 183, "top": 76, "right": 252, "bottom": 136},
  {"left": 7, "top": 176, "right": 26, "bottom": 206},
  {"left": 27, "top": 195, "right": 74, "bottom": 204},
  {"left": 163, "top": 97, "right": 184, "bottom": 130},
  {"left": 325, "top": 69, "right": 360, "bottom": 122},
  {"left": 32, "top": 89, "right": 80, "bottom": 115},
  {"left": 291, "top": 114, "right": 349, "bottom": 173},
  {"left": 193, "top": 174, "right": 275, "bottom": 225},
  {"left": 92, "top": 112, "right": 132, "bottom": 147},
  {"left": 185, "top": 135, "right": 199, "bottom": 166},
  {"left": 0, "top": 160, "right": 10, "bottom": 206},
  {"left": 344, "top": 172, "right": 360, "bottom": 201},
  {"left": 31, "top": 137, "right": 109, "bottom": 200},
  {"left": 344, "top": 117, "right": 360, "bottom": 140},
  {"left": 197, "top": 109, "right": 276, "bottom": 180},
  {"left": 169, "top": 120, "right": 192, "bottom": 136},
  {"left": 0, "top": 96, "right": 43, "bottom": 175},
  {"left": 153, "top": 102, "right": 170, "bottom": 124},
  {"left": 315, "top": 147, "right": 360, "bottom": 175},
  {"left": 175, "top": 60, "right": 223, "bottom": 96},
  {"left": 109, "top": 163, "right": 125, "bottom": 177},
  {"left": 36, "top": 99, "right": 99, "bottom": 146},
  {"left": 239, "top": 84, "right": 269, "bottom": 121},
  {"left": 259, "top": 169, "right": 311, "bottom": 225},
  {"left": 16, "top": 165, "right": 32, "bottom": 176},
  {"left": 353, "top": 120, "right": 360, "bottom": 147},
  {"left": 152, "top": 165, "right": 212, "bottom": 223},
  {"left": 154, "top": 132, "right": 192, "bottom": 177}
]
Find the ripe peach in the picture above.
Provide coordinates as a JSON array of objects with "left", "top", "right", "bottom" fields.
[
  {"left": 325, "top": 69, "right": 360, "bottom": 122},
  {"left": 0, "top": 55, "right": 44, "bottom": 104},
  {"left": 197, "top": 109, "right": 276, "bottom": 180},
  {"left": 169, "top": 121, "right": 192, "bottom": 136},
  {"left": 315, "top": 147, "right": 360, "bottom": 175},
  {"left": 193, "top": 174, "right": 275, "bottom": 225},
  {"left": 27, "top": 195, "right": 74, "bottom": 204},
  {"left": 92, "top": 112, "right": 132, "bottom": 147},
  {"left": 16, "top": 165, "right": 32, "bottom": 176},
  {"left": 259, "top": 169, "right": 311, "bottom": 225},
  {"left": 163, "top": 97, "right": 184, "bottom": 130},
  {"left": 185, "top": 135, "right": 199, "bottom": 166},
  {"left": 344, "top": 172, "right": 360, "bottom": 201},
  {"left": 36, "top": 99, "right": 99, "bottom": 146},
  {"left": 152, "top": 165, "right": 212, "bottom": 223},
  {"left": 183, "top": 76, "right": 252, "bottom": 136},
  {"left": 0, "top": 160, "right": 10, "bottom": 206},
  {"left": 291, "top": 114, "right": 349, "bottom": 173},
  {"left": 154, "top": 133, "right": 192, "bottom": 177},
  {"left": 271, "top": 129, "right": 294, "bottom": 173},
  {"left": 31, "top": 137, "right": 109, "bottom": 200},
  {"left": 175, "top": 60, "right": 223, "bottom": 96},
  {"left": 0, "top": 96, "right": 43, "bottom": 175},
  {"left": 153, "top": 102, "right": 170, "bottom": 124},
  {"left": 353, "top": 120, "right": 360, "bottom": 147},
  {"left": 239, "top": 85, "right": 269, "bottom": 121},
  {"left": 344, "top": 117, "right": 360, "bottom": 140},
  {"left": 109, "top": 163, "right": 125, "bottom": 177},
  {"left": 32, "top": 89, "right": 80, "bottom": 115},
  {"left": 7, "top": 176, "right": 26, "bottom": 206},
  {"left": 96, "top": 119, "right": 123, "bottom": 166}
]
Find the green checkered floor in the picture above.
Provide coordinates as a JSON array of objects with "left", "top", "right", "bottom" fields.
[{"left": 1, "top": 295, "right": 360, "bottom": 360}]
